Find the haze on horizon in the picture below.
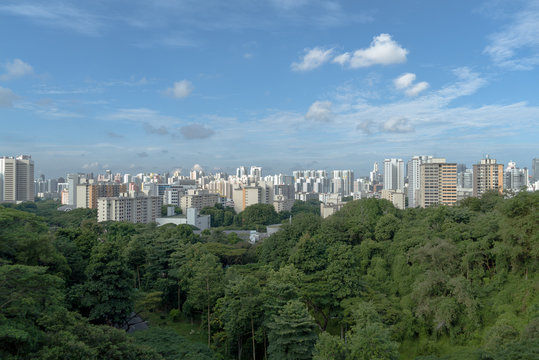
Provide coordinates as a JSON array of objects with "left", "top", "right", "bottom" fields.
[{"left": 1, "top": 0, "right": 538, "bottom": 177}]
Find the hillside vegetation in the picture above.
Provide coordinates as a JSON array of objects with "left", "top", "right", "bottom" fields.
[{"left": 0, "top": 191, "right": 537, "bottom": 359}]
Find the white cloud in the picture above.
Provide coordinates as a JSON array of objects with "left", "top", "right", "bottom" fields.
[
  {"left": 381, "top": 117, "right": 414, "bottom": 133},
  {"left": 0, "top": 87, "right": 18, "bottom": 107},
  {"left": 405, "top": 81, "right": 429, "bottom": 97},
  {"left": 164, "top": 80, "right": 194, "bottom": 98},
  {"left": 305, "top": 101, "right": 333, "bottom": 122},
  {"left": 0, "top": 59, "right": 34, "bottom": 81},
  {"left": 291, "top": 47, "right": 334, "bottom": 71},
  {"left": 332, "top": 52, "right": 351, "bottom": 65},
  {"left": 338, "top": 33, "right": 408, "bottom": 68},
  {"left": 393, "top": 73, "right": 416, "bottom": 89},
  {"left": 484, "top": 2, "right": 539, "bottom": 70}
]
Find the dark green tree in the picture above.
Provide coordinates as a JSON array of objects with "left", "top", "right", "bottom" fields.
[
  {"left": 267, "top": 300, "right": 317, "bottom": 360},
  {"left": 83, "top": 240, "right": 134, "bottom": 326}
]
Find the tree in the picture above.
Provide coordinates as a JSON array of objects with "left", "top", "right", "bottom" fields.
[
  {"left": 217, "top": 275, "right": 263, "bottom": 359},
  {"left": 239, "top": 203, "right": 280, "bottom": 228},
  {"left": 184, "top": 251, "right": 224, "bottom": 346},
  {"left": 267, "top": 300, "right": 317, "bottom": 360},
  {"left": 83, "top": 240, "right": 134, "bottom": 326}
]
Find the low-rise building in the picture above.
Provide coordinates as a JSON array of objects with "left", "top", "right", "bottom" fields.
[{"left": 155, "top": 207, "right": 211, "bottom": 230}]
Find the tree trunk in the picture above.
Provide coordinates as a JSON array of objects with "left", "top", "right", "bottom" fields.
[
  {"left": 238, "top": 337, "right": 243, "bottom": 360},
  {"left": 137, "top": 266, "right": 141, "bottom": 289},
  {"left": 251, "top": 316, "right": 256, "bottom": 360},
  {"left": 178, "top": 287, "right": 181, "bottom": 312},
  {"left": 207, "top": 278, "right": 211, "bottom": 347},
  {"left": 263, "top": 329, "right": 267, "bottom": 360}
]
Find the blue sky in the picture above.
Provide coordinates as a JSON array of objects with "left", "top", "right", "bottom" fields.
[{"left": 0, "top": 0, "right": 538, "bottom": 177}]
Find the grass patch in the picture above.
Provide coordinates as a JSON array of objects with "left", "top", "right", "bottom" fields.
[{"left": 140, "top": 310, "right": 207, "bottom": 345}]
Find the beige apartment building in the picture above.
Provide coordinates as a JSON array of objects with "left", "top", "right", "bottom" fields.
[
  {"left": 180, "top": 189, "right": 220, "bottom": 213},
  {"left": 420, "top": 159, "right": 457, "bottom": 207},
  {"left": 76, "top": 183, "right": 128, "bottom": 208},
  {"left": 473, "top": 157, "right": 504, "bottom": 197}
]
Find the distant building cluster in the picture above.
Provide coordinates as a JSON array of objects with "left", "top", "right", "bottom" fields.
[{"left": 2, "top": 154, "right": 538, "bottom": 225}]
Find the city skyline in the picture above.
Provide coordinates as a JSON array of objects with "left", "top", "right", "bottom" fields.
[{"left": 1, "top": 1, "right": 539, "bottom": 176}]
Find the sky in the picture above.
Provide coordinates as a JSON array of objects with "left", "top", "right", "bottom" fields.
[{"left": 0, "top": 0, "right": 538, "bottom": 178}]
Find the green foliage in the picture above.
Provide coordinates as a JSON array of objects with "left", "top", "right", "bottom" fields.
[
  {"left": 83, "top": 240, "right": 134, "bottom": 325},
  {"left": 200, "top": 203, "right": 236, "bottom": 227},
  {"left": 291, "top": 199, "right": 321, "bottom": 217},
  {"left": 1, "top": 191, "right": 538, "bottom": 359},
  {"left": 131, "top": 327, "right": 214, "bottom": 360},
  {"left": 267, "top": 300, "right": 318, "bottom": 360},
  {"left": 238, "top": 203, "right": 280, "bottom": 228}
]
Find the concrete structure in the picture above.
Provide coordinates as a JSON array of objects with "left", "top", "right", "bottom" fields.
[
  {"left": 273, "top": 194, "right": 295, "bottom": 213},
  {"left": 97, "top": 193, "right": 162, "bottom": 223},
  {"left": 473, "top": 157, "right": 504, "bottom": 197},
  {"left": 155, "top": 208, "right": 211, "bottom": 230},
  {"left": 76, "top": 183, "right": 127, "bottom": 208},
  {"left": 320, "top": 202, "right": 345, "bottom": 219},
  {"left": 232, "top": 182, "right": 273, "bottom": 213},
  {"left": 533, "top": 158, "right": 539, "bottom": 182},
  {"left": 180, "top": 189, "right": 219, "bottom": 213},
  {"left": 407, "top": 155, "right": 433, "bottom": 208},
  {"left": 381, "top": 189, "right": 406, "bottom": 210},
  {"left": 67, "top": 173, "right": 79, "bottom": 206},
  {"left": 420, "top": 159, "right": 457, "bottom": 207},
  {"left": 384, "top": 158, "right": 405, "bottom": 192},
  {"left": 0, "top": 155, "right": 34, "bottom": 203},
  {"left": 504, "top": 161, "right": 528, "bottom": 191},
  {"left": 332, "top": 170, "right": 354, "bottom": 196}
]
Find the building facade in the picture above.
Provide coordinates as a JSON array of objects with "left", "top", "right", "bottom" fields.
[
  {"left": 420, "top": 159, "right": 457, "bottom": 207},
  {"left": 97, "top": 194, "right": 162, "bottom": 223},
  {"left": 0, "top": 155, "right": 34, "bottom": 203},
  {"left": 473, "top": 157, "right": 504, "bottom": 197},
  {"left": 384, "top": 158, "right": 405, "bottom": 192}
]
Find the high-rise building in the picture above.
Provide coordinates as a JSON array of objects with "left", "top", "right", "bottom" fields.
[
  {"left": 407, "top": 155, "right": 433, "bottom": 208},
  {"left": 332, "top": 170, "right": 354, "bottom": 195},
  {"left": 473, "top": 157, "right": 504, "bottom": 197},
  {"left": 232, "top": 181, "right": 274, "bottom": 213},
  {"left": 180, "top": 189, "right": 220, "bottom": 213},
  {"left": 384, "top": 159, "right": 404, "bottom": 192},
  {"left": 67, "top": 173, "right": 79, "bottom": 206},
  {"left": 503, "top": 161, "right": 528, "bottom": 191},
  {"left": 0, "top": 155, "right": 34, "bottom": 203},
  {"left": 420, "top": 159, "right": 457, "bottom": 207},
  {"left": 532, "top": 158, "right": 539, "bottom": 182}
]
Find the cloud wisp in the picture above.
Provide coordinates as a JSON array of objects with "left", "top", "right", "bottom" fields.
[
  {"left": 0, "top": 59, "right": 34, "bottom": 81},
  {"left": 0, "top": 87, "right": 18, "bottom": 107},
  {"left": 305, "top": 101, "right": 333, "bottom": 122},
  {"left": 0, "top": 3, "right": 102, "bottom": 36},
  {"left": 164, "top": 80, "right": 194, "bottom": 98},
  {"left": 291, "top": 47, "right": 334, "bottom": 72},
  {"left": 393, "top": 72, "right": 429, "bottom": 97},
  {"left": 180, "top": 124, "right": 215, "bottom": 139},
  {"left": 484, "top": 1, "right": 539, "bottom": 70}
]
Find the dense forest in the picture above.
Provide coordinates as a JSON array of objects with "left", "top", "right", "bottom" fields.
[{"left": 0, "top": 191, "right": 537, "bottom": 359}]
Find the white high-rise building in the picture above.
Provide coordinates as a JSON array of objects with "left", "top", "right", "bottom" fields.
[
  {"left": 384, "top": 159, "right": 404, "bottom": 192},
  {"left": 407, "top": 155, "right": 433, "bottom": 208},
  {"left": 0, "top": 155, "right": 35, "bottom": 203},
  {"left": 504, "top": 161, "right": 528, "bottom": 191}
]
